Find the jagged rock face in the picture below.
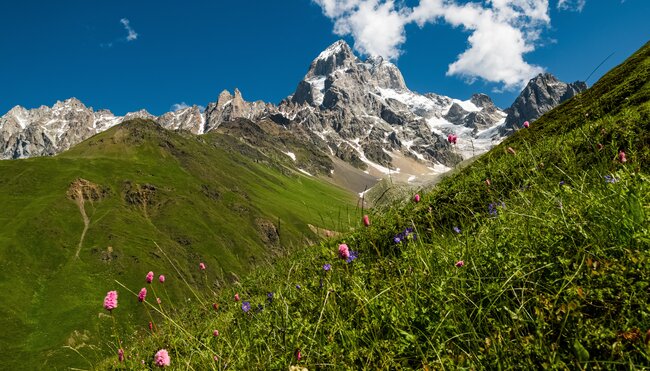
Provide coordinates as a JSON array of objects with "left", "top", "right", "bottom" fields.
[
  {"left": 157, "top": 106, "right": 205, "bottom": 135},
  {"left": 0, "top": 99, "right": 207, "bottom": 159},
  {"left": 502, "top": 73, "right": 587, "bottom": 133},
  {"left": 280, "top": 40, "right": 510, "bottom": 171},
  {"left": 204, "top": 89, "right": 271, "bottom": 132},
  {"left": 0, "top": 99, "right": 121, "bottom": 159}
]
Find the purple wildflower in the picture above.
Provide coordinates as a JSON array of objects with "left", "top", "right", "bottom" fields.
[
  {"left": 323, "top": 264, "right": 331, "bottom": 271},
  {"left": 267, "top": 292, "right": 274, "bottom": 304},
  {"left": 346, "top": 251, "right": 358, "bottom": 263},
  {"left": 241, "top": 301, "right": 251, "bottom": 313},
  {"left": 394, "top": 227, "right": 416, "bottom": 244},
  {"left": 453, "top": 226, "right": 461, "bottom": 234},
  {"left": 296, "top": 284, "right": 301, "bottom": 290},
  {"left": 604, "top": 175, "right": 618, "bottom": 183}
]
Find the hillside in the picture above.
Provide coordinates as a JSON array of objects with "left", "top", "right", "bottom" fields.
[
  {"left": 0, "top": 119, "right": 358, "bottom": 370},
  {"left": 98, "top": 42, "right": 650, "bottom": 369}
]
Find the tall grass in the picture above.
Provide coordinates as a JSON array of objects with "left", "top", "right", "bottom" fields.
[{"left": 99, "top": 40, "right": 650, "bottom": 369}]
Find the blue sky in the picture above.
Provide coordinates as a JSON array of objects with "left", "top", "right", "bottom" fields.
[{"left": 1, "top": 1, "right": 648, "bottom": 116}]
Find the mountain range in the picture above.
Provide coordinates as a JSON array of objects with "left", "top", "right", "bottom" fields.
[{"left": 0, "top": 40, "right": 586, "bottom": 184}]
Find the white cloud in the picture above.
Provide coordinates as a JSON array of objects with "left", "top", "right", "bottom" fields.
[
  {"left": 557, "top": 0, "right": 586, "bottom": 12},
  {"left": 411, "top": 0, "right": 548, "bottom": 89},
  {"left": 120, "top": 18, "right": 138, "bottom": 41},
  {"left": 330, "top": 0, "right": 409, "bottom": 59},
  {"left": 171, "top": 102, "right": 190, "bottom": 111},
  {"left": 313, "top": 0, "right": 566, "bottom": 90},
  {"left": 316, "top": 0, "right": 362, "bottom": 17},
  {"left": 171, "top": 103, "right": 205, "bottom": 112}
]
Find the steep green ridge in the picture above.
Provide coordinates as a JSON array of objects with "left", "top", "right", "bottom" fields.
[
  {"left": 102, "top": 42, "right": 649, "bottom": 369},
  {"left": 0, "top": 119, "right": 357, "bottom": 370}
]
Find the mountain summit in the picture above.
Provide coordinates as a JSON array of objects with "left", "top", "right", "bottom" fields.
[{"left": 501, "top": 73, "right": 587, "bottom": 133}]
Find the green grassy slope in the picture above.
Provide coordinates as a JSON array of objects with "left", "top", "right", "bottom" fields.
[
  {"left": 104, "top": 42, "right": 650, "bottom": 369},
  {"left": 0, "top": 120, "right": 357, "bottom": 370}
]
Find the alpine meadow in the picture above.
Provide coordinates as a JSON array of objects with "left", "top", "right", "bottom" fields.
[{"left": 0, "top": 1, "right": 649, "bottom": 370}]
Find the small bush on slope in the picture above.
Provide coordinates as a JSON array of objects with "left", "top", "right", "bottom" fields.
[{"left": 99, "top": 42, "right": 650, "bottom": 369}]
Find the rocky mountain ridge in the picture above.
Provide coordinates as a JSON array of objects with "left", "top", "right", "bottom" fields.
[
  {"left": 0, "top": 40, "right": 587, "bottom": 182},
  {"left": 500, "top": 73, "right": 588, "bottom": 134}
]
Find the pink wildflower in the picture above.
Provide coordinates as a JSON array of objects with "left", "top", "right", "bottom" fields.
[
  {"left": 619, "top": 151, "right": 627, "bottom": 163},
  {"left": 103, "top": 291, "right": 118, "bottom": 311},
  {"left": 338, "top": 244, "right": 350, "bottom": 260},
  {"left": 118, "top": 348, "right": 124, "bottom": 362},
  {"left": 138, "top": 287, "right": 147, "bottom": 302},
  {"left": 455, "top": 260, "right": 465, "bottom": 268},
  {"left": 149, "top": 321, "right": 153, "bottom": 331},
  {"left": 154, "top": 349, "right": 171, "bottom": 367},
  {"left": 199, "top": 262, "right": 206, "bottom": 271},
  {"left": 363, "top": 215, "right": 370, "bottom": 227},
  {"left": 296, "top": 349, "right": 302, "bottom": 361},
  {"left": 414, "top": 194, "right": 421, "bottom": 203},
  {"left": 157, "top": 297, "right": 161, "bottom": 304},
  {"left": 234, "top": 293, "right": 240, "bottom": 302},
  {"left": 146, "top": 271, "right": 154, "bottom": 284},
  {"left": 158, "top": 274, "right": 165, "bottom": 283},
  {"left": 523, "top": 121, "right": 530, "bottom": 128},
  {"left": 213, "top": 329, "right": 220, "bottom": 337},
  {"left": 214, "top": 355, "right": 219, "bottom": 362}
]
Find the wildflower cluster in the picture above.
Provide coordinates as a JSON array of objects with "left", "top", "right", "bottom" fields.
[
  {"left": 488, "top": 202, "right": 506, "bottom": 216},
  {"left": 393, "top": 227, "right": 416, "bottom": 244}
]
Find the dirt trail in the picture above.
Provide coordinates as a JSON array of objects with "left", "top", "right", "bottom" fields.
[
  {"left": 72, "top": 189, "right": 90, "bottom": 259},
  {"left": 66, "top": 178, "right": 108, "bottom": 259}
]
